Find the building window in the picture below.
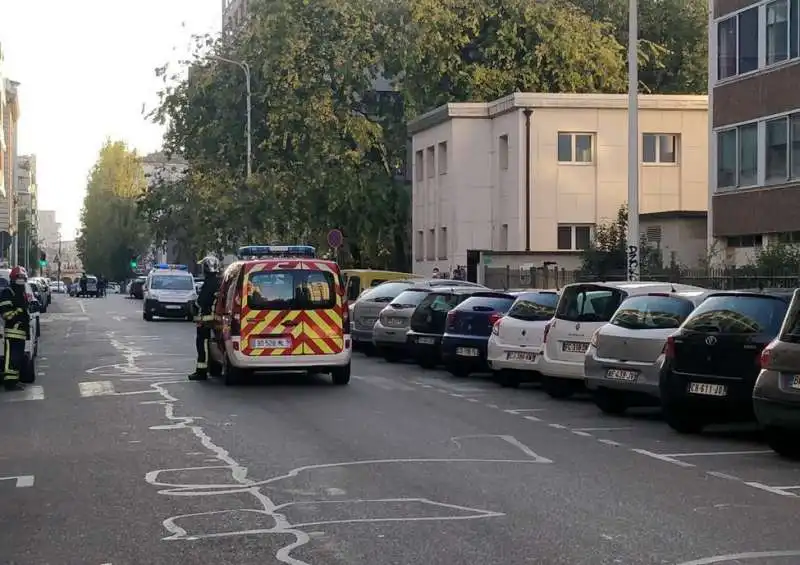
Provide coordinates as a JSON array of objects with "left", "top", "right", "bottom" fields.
[
  {"left": 438, "top": 227, "right": 447, "bottom": 259},
  {"left": 500, "top": 224, "right": 508, "bottom": 251},
  {"left": 499, "top": 135, "right": 509, "bottom": 170},
  {"left": 717, "top": 123, "right": 759, "bottom": 189},
  {"left": 792, "top": 114, "right": 800, "bottom": 178},
  {"left": 767, "top": 0, "right": 790, "bottom": 65},
  {"left": 557, "top": 133, "right": 593, "bottom": 163},
  {"left": 426, "top": 147, "right": 435, "bottom": 178},
  {"left": 766, "top": 117, "right": 789, "bottom": 182},
  {"left": 739, "top": 123, "right": 758, "bottom": 186},
  {"left": 415, "top": 230, "right": 423, "bottom": 260},
  {"left": 792, "top": 0, "right": 800, "bottom": 58},
  {"left": 557, "top": 225, "right": 592, "bottom": 250},
  {"left": 717, "top": 129, "right": 737, "bottom": 187},
  {"left": 438, "top": 142, "right": 448, "bottom": 175},
  {"left": 642, "top": 134, "right": 678, "bottom": 163},
  {"left": 717, "top": 7, "right": 758, "bottom": 80},
  {"left": 727, "top": 234, "right": 763, "bottom": 248},
  {"left": 415, "top": 150, "right": 423, "bottom": 182},
  {"left": 427, "top": 228, "right": 435, "bottom": 260},
  {"left": 777, "top": 230, "right": 800, "bottom": 243}
]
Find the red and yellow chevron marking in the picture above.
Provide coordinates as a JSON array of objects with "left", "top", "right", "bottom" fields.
[{"left": 303, "top": 308, "right": 344, "bottom": 354}]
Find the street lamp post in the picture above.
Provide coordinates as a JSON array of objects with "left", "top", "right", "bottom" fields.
[
  {"left": 626, "top": 0, "right": 640, "bottom": 281},
  {"left": 210, "top": 55, "right": 252, "bottom": 178}
]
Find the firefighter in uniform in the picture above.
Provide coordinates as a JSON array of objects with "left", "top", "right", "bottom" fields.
[
  {"left": 0, "top": 266, "right": 30, "bottom": 391},
  {"left": 188, "top": 256, "right": 221, "bottom": 380}
]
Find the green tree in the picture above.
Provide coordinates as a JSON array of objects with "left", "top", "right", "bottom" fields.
[{"left": 77, "top": 141, "right": 150, "bottom": 280}]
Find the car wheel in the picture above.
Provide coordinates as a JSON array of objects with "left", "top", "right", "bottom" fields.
[
  {"left": 143, "top": 312, "right": 153, "bottom": 321},
  {"left": 765, "top": 427, "right": 800, "bottom": 459},
  {"left": 222, "top": 353, "right": 244, "bottom": 386},
  {"left": 208, "top": 357, "right": 223, "bottom": 378},
  {"left": 496, "top": 369, "right": 521, "bottom": 388},
  {"left": 663, "top": 402, "right": 705, "bottom": 434},
  {"left": 593, "top": 388, "right": 628, "bottom": 415},
  {"left": 542, "top": 376, "right": 576, "bottom": 399},
  {"left": 20, "top": 355, "right": 35, "bottom": 384},
  {"left": 446, "top": 362, "right": 470, "bottom": 377},
  {"left": 331, "top": 362, "right": 351, "bottom": 385}
]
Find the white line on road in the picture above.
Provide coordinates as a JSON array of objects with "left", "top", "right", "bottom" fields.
[
  {"left": 677, "top": 550, "right": 800, "bottom": 564},
  {"left": 503, "top": 408, "right": 547, "bottom": 414},
  {"left": 631, "top": 449, "right": 695, "bottom": 468},
  {"left": 547, "top": 423, "right": 567, "bottom": 429},
  {"left": 0, "top": 475, "right": 34, "bottom": 487},
  {"left": 706, "top": 471, "right": 741, "bottom": 481},
  {"left": 466, "top": 398, "right": 479, "bottom": 403},
  {"left": 79, "top": 381, "right": 116, "bottom": 397},
  {"left": 744, "top": 482, "right": 798, "bottom": 497},
  {"left": 5, "top": 385, "right": 44, "bottom": 402},
  {"left": 523, "top": 416, "right": 541, "bottom": 422},
  {"left": 571, "top": 431, "right": 593, "bottom": 437},
  {"left": 598, "top": 439, "right": 623, "bottom": 447},
  {"left": 572, "top": 427, "right": 632, "bottom": 432},
  {"left": 79, "top": 301, "right": 86, "bottom": 314},
  {"left": 661, "top": 450, "right": 773, "bottom": 458}
]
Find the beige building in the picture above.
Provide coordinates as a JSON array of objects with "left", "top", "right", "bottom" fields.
[
  {"left": 408, "top": 93, "right": 709, "bottom": 275},
  {"left": 38, "top": 210, "right": 61, "bottom": 252},
  {"left": 1, "top": 77, "right": 20, "bottom": 262},
  {"left": 16, "top": 154, "right": 38, "bottom": 269}
]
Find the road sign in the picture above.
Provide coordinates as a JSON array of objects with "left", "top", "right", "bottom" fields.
[{"left": 327, "top": 229, "right": 343, "bottom": 248}]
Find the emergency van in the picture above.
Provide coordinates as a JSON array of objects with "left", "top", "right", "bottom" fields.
[
  {"left": 143, "top": 264, "right": 198, "bottom": 321},
  {"left": 209, "top": 245, "right": 352, "bottom": 386}
]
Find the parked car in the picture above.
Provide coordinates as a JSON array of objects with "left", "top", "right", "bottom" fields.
[
  {"left": 129, "top": 277, "right": 146, "bottom": 299},
  {"left": 753, "top": 288, "right": 800, "bottom": 459},
  {"left": 50, "top": 280, "right": 67, "bottom": 293},
  {"left": 353, "top": 278, "right": 483, "bottom": 353},
  {"left": 372, "top": 287, "right": 436, "bottom": 361},
  {"left": 28, "top": 278, "right": 50, "bottom": 313},
  {"left": 486, "top": 290, "right": 560, "bottom": 388},
  {"left": 441, "top": 291, "right": 519, "bottom": 377},
  {"left": 584, "top": 290, "right": 709, "bottom": 414},
  {"left": 539, "top": 281, "right": 704, "bottom": 399},
  {"left": 660, "top": 289, "right": 792, "bottom": 434},
  {"left": 407, "top": 287, "right": 485, "bottom": 368}
]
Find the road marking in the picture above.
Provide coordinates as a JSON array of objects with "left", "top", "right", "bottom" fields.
[
  {"left": 598, "top": 439, "right": 623, "bottom": 447},
  {"left": 503, "top": 408, "right": 546, "bottom": 414},
  {"left": 466, "top": 398, "right": 479, "bottom": 403},
  {"left": 486, "top": 404, "right": 498, "bottom": 409},
  {"left": 5, "top": 385, "right": 44, "bottom": 401},
  {"left": 571, "top": 431, "right": 592, "bottom": 437},
  {"left": 79, "top": 301, "right": 87, "bottom": 314},
  {"left": 744, "top": 482, "right": 798, "bottom": 497},
  {"left": 661, "top": 450, "right": 773, "bottom": 458},
  {"left": 79, "top": 381, "right": 116, "bottom": 397},
  {"left": 572, "top": 427, "right": 632, "bottom": 432},
  {"left": 706, "top": 471, "right": 741, "bottom": 481},
  {"left": 523, "top": 416, "right": 541, "bottom": 422},
  {"left": 677, "top": 550, "right": 800, "bottom": 564},
  {"left": 0, "top": 475, "right": 34, "bottom": 487},
  {"left": 631, "top": 449, "right": 695, "bottom": 468},
  {"left": 548, "top": 423, "right": 567, "bottom": 429}
]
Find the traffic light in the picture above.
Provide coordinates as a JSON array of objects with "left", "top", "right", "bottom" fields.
[{"left": 130, "top": 256, "right": 138, "bottom": 269}]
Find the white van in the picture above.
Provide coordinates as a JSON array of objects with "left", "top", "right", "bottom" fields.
[{"left": 539, "top": 281, "right": 706, "bottom": 398}]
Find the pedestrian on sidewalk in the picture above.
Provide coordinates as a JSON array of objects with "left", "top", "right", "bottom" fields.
[{"left": 0, "top": 266, "right": 30, "bottom": 391}]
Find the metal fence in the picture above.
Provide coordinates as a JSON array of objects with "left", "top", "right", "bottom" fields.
[{"left": 484, "top": 266, "right": 800, "bottom": 291}]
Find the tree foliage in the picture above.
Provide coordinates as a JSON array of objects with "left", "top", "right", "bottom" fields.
[
  {"left": 143, "top": 0, "right": 708, "bottom": 270},
  {"left": 77, "top": 141, "right": 150, "bottom": 280}
]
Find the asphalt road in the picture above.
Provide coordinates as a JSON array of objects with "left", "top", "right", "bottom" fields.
[{"left": 2, "top": 295, "right": 800, "bottom": 564}]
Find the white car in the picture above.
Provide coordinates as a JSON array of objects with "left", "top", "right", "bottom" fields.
[{"left": 487, "top": 290, "right": 559, "bottom": 388}]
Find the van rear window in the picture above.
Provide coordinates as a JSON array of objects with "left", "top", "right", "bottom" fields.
[
  {"left": 246, "top": 270, "right": 336, "bottom": 310},
  {"left": 555, "top": 285, "right": 625, "bottom": 323}
]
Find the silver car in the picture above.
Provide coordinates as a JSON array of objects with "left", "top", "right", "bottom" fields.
[
  {"left": 351, "top": 280, "right": 426, "bottom": 351},
  {"left": 584, "top": 289, "right": 709, "bottom": 414}
]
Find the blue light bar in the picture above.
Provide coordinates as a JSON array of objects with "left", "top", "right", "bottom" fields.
[
  {"left": 153, "top": 263, "right": 189, "bottom": 271},
  {"left": 237, "top": 245, "right": 316, "bottom": 259}
]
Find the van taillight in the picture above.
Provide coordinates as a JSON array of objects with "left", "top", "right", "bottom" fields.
[
  {"left": 663, "top": 336, "right": 676, "bottom": 359},
  {"left": 542, "top": 322, "right": 552, "bottom": 343},
  {"left": 760, "top": 342, "right": 775, "bottom": 369}
]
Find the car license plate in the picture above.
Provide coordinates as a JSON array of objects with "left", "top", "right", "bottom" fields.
[
  {"left": 387, "top": 318, "right": 405, "bottom": 327},
  {"left": 562, "top": 341, "right": 588, "bottom": 354},
  {"left": 456, "top": 347, "right": 479, "bottom": 357},
  {"left": 418, "top": 337, "right": 436, "bottom": 345},
  {"left": 252, "top": 338, "right": 291, "bottom": 349},
  {"left": 362, "top": 317, "right": 377, "bottom": 326},
  {"left": 791, "top": 375, "right": 800, "bottom": 389},
  {"left": 606, "top": 368, "right": 638, "bottom": 381},
  {"left": 507, "top": 351, "right": 536, "bottom": 362},
  {"left": 165, "top": 305, "right": 182, "bottom": 310},
  {"left": 688, "top": 382, "right": 727, "bottom": 396}
]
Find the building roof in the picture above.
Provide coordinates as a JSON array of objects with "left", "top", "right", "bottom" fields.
[{"left": 408, "top": 92, "right": 709, "bottom": 134}]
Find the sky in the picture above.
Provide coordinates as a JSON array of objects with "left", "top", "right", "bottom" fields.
[{"left": 0, "top": 0, "right": 220, "bottom": 240}]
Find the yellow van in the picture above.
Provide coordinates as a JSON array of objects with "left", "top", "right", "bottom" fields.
[{"left": 342, "top": 270, "right": 423, "bottom": 302}]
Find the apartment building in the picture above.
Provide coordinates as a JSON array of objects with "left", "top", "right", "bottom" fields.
[
  {"left": 222, "top": 0, "right": 249, "bottom": 32},
  {"left": 709, "top": 0, "right": 800, "bottom": 266},
  {"left": 1, "top": 78, "right": 20, "bottom": 262},
  {"left": 38, "top": 210, "right": 61, "bottom": 251},
  {"left": 16, "top": 154, "right": 38, "bottom": 269},
  {"left": 408, "top": 93, "right": 709, "bottom": 275}
]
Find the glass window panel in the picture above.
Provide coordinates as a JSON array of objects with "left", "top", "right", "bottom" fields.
[
  {"left": 643, "top": 134, "right": 657, "bottom": 162},
  {"left": 557, "top": 226, "right": 572, "bottom": 250},
  {"left": 557, "top": 133, "right": 572, "bottom": 162},
  {"left": 767, "top": 0, "right": 789, "bottom": 64},
  {"left": 791, "top": 0, "right": 800, "bottom": 57},
  {"left": 575, "top": 135, "right": 593, "bottom": 162},
  {"left": 791, "top": 114, "right": 800, "bottom": 178},
  {"left": 718, "top": 18, "right": 738, "bottom": 78},
  {"left": 717, "top": 129, "right": 737, "bottom": 188},
  {"left": 739, "top": 8, "right": 759, "bottom": 73},
  {"left": 738, "top": 124, "right": 758, "bottom": 186},
  {"left": 575, "top": 226, "right": 591, "bottom": 249},
  {"left": 659, "top": 135, "right": 677, "bottom": 163},
  {"left": 766, "top": 118, "right": 789, "bottom": 182}
]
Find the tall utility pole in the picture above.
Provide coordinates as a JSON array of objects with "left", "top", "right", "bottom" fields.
[
  {"left": 210, "top": 55, "right": 252, "bottom": 178},
  {"left": 626, "top": 0, "right": 640, "bottom": 281},
  {"left": 56, "top": 234, "right": 62, "bottom": 284}
]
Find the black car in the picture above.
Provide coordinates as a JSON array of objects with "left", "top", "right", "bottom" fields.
[
  {"left": 130, "top": 278, "right": 146, "bottom": 299},
  {"left": 407, "top": 287, "right": 484, "bottom": 368},
  {"left": 660, "top": 289, "right": 792, "bottom": 434},
  {"left": 440, "top": 291, "right": 517, "bottom": 377}
]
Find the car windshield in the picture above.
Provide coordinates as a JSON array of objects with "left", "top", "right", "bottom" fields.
[
  {"left": 391, "top": 289, "right": 430, "bottom": 307},
  {"left": 507, "top": 292, "right": 559, "bottom": 322},
  {"left": 358, "top": 281, "right": 414, "bottom": 303},
  {"left": 457, "top": 294, "right": 515, "bottom": 313},
  {"left": 555, "top": 284, "right": 625, "bottom": 322},
  {"left": 246, "top": 269, "right": 336, "bottom": 310},
  {"left": 682, "top": 295, "right": 788, "bottom": 335},
  {"left": 610, "top": 295, "right": 695, "bottom": 330},
  {"left": 150, "top": 275, "right": 194, "bottom": 290}
]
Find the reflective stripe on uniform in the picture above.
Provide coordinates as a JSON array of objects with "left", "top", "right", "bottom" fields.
[
  {"left": 3, "top": 340, "right": 18, "bottom": 382},
  {"left": 0, "top": 300, "right": 12, "bottom": 307},
  {"left": 196, "top": 362, "right": 208, "bottom": 369},
  {"left": 4, "top": 329, "right": 26, "bottom": 339},
  {"left": 200, "top": 315, "right": 214, "bottom": 321}
]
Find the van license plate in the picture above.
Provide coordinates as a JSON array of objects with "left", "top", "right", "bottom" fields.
[
  {"left": 606, "top": 368, "right": 638, "bottom": 381},
  {"left": 791, "top": 375, "right": 800, "bottom": 389},
  {"left": 562, "top": 341, "right": 588, "bottom": 353},
  {"left": 165, "top": 305, "right": 181, "bottom": 310},
  {"left": 456, "top": 347, "right": 479, "bottom": 357},
  {"left": 252, "top": 338, "right": 291, "bottom": 349},
  {"left": 508, "top": 351, "right": 535, "bottom": 362},
  {"left": 688, "top": 382, "right": 727, "bottom": 396},
  {"left": 418, "top": 337, "right": 436, "bottom": 345}
]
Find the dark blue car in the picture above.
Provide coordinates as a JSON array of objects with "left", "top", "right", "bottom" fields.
[{"left": 440, "top": 291, "right": 518, "bottom": 377}]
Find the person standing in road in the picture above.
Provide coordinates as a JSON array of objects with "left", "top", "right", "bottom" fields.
[
  {"left": 79, "top": 272, "right": 88, "bottom": 297},
  {"left": 188, "top": 256, "right": 222, "bottom": 380},
  {"left": 0, "top": 266, "right": 30, "bottom": 391}
]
